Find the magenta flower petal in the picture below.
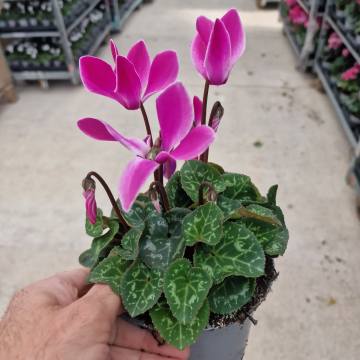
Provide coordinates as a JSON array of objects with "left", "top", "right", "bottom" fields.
[
  {"left": 156, "top": 81, "right": 193, "bottom": 153},
  {"left": 118, "top": 157, "right": 159, "bottom": 212},
  {"left": 204, "top": 19, "right": 231, "bottom": 85},
  {"left": 221, "top": 9, "right": 245, "bottom": 67},
  {"left": 78, "top": 118, "right": 150, "bottom": 157},
  {"left": 193, "top": 96, "right": 203, "bottom": 127},
  {"left": 110, "top": 39, "right": 119, "bottom": 63},
  {"left": 83, "top": 188, "right": 97, "bottom": 225},
  {"left": 190, "top": 34, "right": 207, "bottom": 80},
  {"left": 170, "top": 125, "right": 216, "bottom": 160},
  {"left": 115, "top": 55, "right": 142, "bottom": 110},
  {"left": 142, "top": 50, "right": 179, "bottom": 103},
  {"left": 163, "top": 157, "right": 177, "bottom": 180},
  {"left": 212, "top": 117, "right": 221, "bottom": 133},
  {"left": 196, "top": 16, "right": 214, "bottom": 45},
  {"left": 79, "top": 56, "right": 127, "bottom": 107},
  {"left": 143, "top": 135, "right": 152, "bottom": 148},
  {"left": 127, "top": 40, "right": 151, "bottom": 90}
]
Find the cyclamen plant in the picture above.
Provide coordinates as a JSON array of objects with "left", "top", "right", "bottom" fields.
[{"left": 78, "top": 8, "right": 289, "bottom": 351}]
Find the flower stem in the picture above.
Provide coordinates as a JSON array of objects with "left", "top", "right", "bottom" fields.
[
  {"left": 198, "top": 181, "right": 217, "bottom": 206},
  {"left": 149, "top": 181, "right": 170, "bottom": 212},
  {"left": 203, "top": 101, "right": 222, "bottom": 164},
  {"left": 140, "top": 101, "right": 153, "bottom": 147},
  {"left": 200, "top": 78, "right": 210, "bottom": 162},
  {"left": 86, "top": 171, "right": 129, "bottom": 231}
]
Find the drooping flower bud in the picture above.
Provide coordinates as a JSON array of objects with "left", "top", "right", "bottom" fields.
[
  {"left": 148, "top": 188, "right": 161, "bottom": 213},
  {"left": 211, "top": 102, "right": 224, "bottom": 133},
  {"left": 82, "top": 177, "right": 97, "bottom": 224}
]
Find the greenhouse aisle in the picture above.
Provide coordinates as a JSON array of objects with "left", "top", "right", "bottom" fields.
[{"left": 0, "top": 0, "right": 359, "bottom": 359}]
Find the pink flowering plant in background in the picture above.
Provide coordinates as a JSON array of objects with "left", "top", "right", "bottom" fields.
[{"left": 78, "top": 8, "right": 289, "bottom": 351}]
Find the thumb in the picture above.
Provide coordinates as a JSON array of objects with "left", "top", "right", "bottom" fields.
[{"left": 76, "top": 283, "right": 125, "bottom": 323}]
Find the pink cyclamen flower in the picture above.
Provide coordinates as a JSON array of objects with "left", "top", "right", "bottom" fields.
[
  {"left": 289, "top": 5, "right": 308, "bottom": 25},
  {"left": 79, "top": 40, "right": 179, "bottom": 110},
  {"left": 78, "top": 82, "right": 216, "bottom": 212},
  {"left": 341, "top": 64, "right": 360, "bottom": 80},
  {"left": 83, "top": 188, "right": 97, "bottom": 224},
  {"left": 342, "top": 48, "right": 350, "bottom": 57},
  {"left": 190, "top": 8, "right": 245, "bottom": 86},
  {"left": 328, "top": 32, "right": 342, "bottom": 50}
]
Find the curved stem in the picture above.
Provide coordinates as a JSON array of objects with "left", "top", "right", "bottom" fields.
[
  {"left": 87, "top": 171, "right": 129, "bottom": 231},
  {"left": 203, "top": 101, "right": 222, "bottom": 164},
  {"left": 140, "top": 101, "right": 153, "bottom": 147},
  {"left": 199, "top": 78, "right": 210, "bottom": 162},
  {"left": 165, "top": 160, "right": 171, "bottom": 180},
  {"left": 149, "top": 181, "right": 170, "bottom": 213},
  {"left": 198, "top": 181, "right": 217, "bottom": 206}
]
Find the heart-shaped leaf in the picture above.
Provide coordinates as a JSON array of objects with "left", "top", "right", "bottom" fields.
[
  {"left": 265, "top": 205, "right": 289, "bottom": 256},
  {"left": 207, "top": 276, "right": 256, "bottom": 314},
  {"left": 164, "top": 208, "right": 191, "bottom": 234},
  {"left": 180, "top": 160, "right": 226, "bottom": 202},
  {"left": 182, "top": 202, "right": 223, "bottom": 246},
  {"left": 222, "top": 173, "right": 258, "bottom": 202},
  {"left": 164, "top": 259, "right": 212, "bottom": 324},
  {"left": 240, "top": 184, "right": 278, "bottom": 207},
  {"left": 237, "top": 218, "right": 278, "bottom": 249},
  {"left": 150, "top": 295, "right": 210, "bottom": 351},
  {"left": 90, "top": 255, "right": 132, "bottom": 294},
  {"left": 138, "top": 217, "right": 185, "bottom": 270},
  {"left": 216, "top": 194, "right": 241, "bottom": 221},
  {"left": 121, "top": 201, "right": 145, "bottom": 230},
  {"left": 208, "top": 162, "right": 225, "bottom": 175},
  {"left": 238, "top": 205, "right": 281, "bottom": 226},
  {"left": 110, "top": 228, "right": 142, "bottom": 260},
  {"left": 121, "top": 259, "right": 164, "bottom": 317},
  {"left": 194, "top": 222, "right": 265, "bottom": 284},
  {"left": 166, "top": 171, "right": 193, "bottom": 209},
  {"left": 79, "top": 248, "right": 95, "bottom": 268},
  {"left": 145, "top": 201, "right": 162, "bottom": 219},
  {"left": 91, "top": 222, "right": 119, "bottom": 261},
  {"left": 86, "top": 208, "right": 103, "bottom": 237}
]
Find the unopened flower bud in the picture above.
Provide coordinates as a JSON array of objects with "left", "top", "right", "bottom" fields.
[{"left": 82, "top": 177, "right": 96, "bottom": 192}]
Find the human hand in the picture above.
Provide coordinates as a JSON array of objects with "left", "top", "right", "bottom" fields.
[{"left": 0, "top": 268, "right": 190, "bottom": 360}]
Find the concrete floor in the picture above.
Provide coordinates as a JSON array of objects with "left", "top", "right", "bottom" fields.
[{"left": 1, "top": 0, "right": 360, "bottom": 359}]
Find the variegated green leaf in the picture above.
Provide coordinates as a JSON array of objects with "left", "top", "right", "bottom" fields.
[
  {"left": 79, "top": 248, "right": 95, "bottom": 268},
  {"left": 121, "top": 201, "right": 145, "bottom": 230},
  {"left": 90, "top": 255, "right": 132, "bottom": 294},
  {"left": 164, "top": 208, "right": 191, "bottom": 234},
  {"left": 194, "top": 222, "right": 265, "bottom": 284},
  {"left": 241, "top": 184, "right": 278, "bottom": 207},
  {"left": 137, "top": 194, "right": 151, "bottom": 204},
  {"left": 145, "top": 201, "right": 162, "bottom": 219},
  {"left": 150, "top": 296, "right": 210, "bottom": 351},
  {"left": 182, "top": 202, "right": 223, "bottom": 246},
  {"left": 91, "top": 222, "right": 119, "bottom": 261},
  {"left": 138, "top": 217, "right": 185, "bottom": 270},
  {"left": 265, "top": 205, "right": 289, "bottom": 256},
  {"left": 208, "top": 162, "right": 225, "bottom": 175},
  {"left": 180, "top": 160, "right": 226, "bottom": 202},
  {"left": 110, "top": 228, "right": 141, "bottom": 260},
  {"left": 85, "top": 208, "right": 104, "bottom": 237},
  {"left": 222, "top": 173, "right": 258, "bottom": 202},
  {"left": 166, "top": 171, "right": 193, "bottom": 209},
  {"left": 208, "top": 276, "right": 256, "bottom": 314},
  {"left": 237, "top": 218, "right": 278, "bottom": 249},
  {"left": 238, "top": 205, "right": 281, "bottom": 226},
  {"left": 121, "top": 259, "right": 164, "bottom": 317},
  {"left": 216, "top": 194, "right": 241, "bottom": 221},
  {"left": 164, "top": 259, "right": 212, "bottom": 324}
]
